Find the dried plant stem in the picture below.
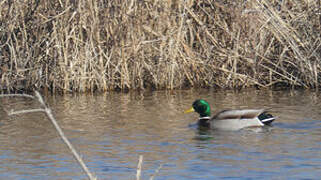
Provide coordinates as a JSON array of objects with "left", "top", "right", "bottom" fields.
[
  {"left": 7, "top": 108, "right": 45, "bottom": 115},
  {"left": 135, "top": 155, "right": 163, "bottom": 180},
  {"left": 136, "top": 155, "right": 143, "bottom": 180},
  {"left": 149, "top": 164, "right": 163, "bottom": 180},
  {"left": 0, "top": 94, "right": 35, "bottom": 99},
  {"left": 1, "top": 92, "right": 164, "bottom": 179},
  {"left": 0, "top": 91, "right": 97, "bottom": 180}
]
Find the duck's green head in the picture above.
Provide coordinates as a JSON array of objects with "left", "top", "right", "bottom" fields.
[{"left": 185, "top": 99, "right": 211, "bottom": 117}]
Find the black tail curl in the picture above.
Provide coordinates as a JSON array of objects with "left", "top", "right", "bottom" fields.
[{"left": 258, "top": 113, "right": 275, "bottom": 125}]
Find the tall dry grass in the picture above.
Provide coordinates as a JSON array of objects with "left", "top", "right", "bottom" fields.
[{"left": 0, "top": 0, "right": 320, "bottom": 92}]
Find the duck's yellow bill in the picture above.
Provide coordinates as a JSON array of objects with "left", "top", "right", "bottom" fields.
[{"left": 184, "top": 107, "right": 195, "bottom": 113}]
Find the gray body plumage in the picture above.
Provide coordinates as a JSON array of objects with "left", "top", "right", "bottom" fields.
[{"left": 209, "top": 109, "right": 267, "bottom": 130}]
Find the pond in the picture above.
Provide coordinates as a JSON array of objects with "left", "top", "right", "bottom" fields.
[{"left": 0, "top": 89, "right": 321, "bottom": 179}]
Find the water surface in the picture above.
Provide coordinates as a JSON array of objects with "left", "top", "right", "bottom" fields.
[{"left": 0, "top": 89, "right": 321, "bottom": 179}]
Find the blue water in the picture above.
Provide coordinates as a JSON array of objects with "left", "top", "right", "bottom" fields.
[{"left": 0, "top": 89, "right": 321, "bottom": 179}]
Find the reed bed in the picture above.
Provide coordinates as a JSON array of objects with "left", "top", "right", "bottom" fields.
[{"left": 0, "top": 0, "right": 320, "bottom": 92}]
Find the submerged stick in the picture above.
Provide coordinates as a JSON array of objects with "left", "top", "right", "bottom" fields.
[{"left": 0, "top": 91, "right": 97, "bottom": 180}]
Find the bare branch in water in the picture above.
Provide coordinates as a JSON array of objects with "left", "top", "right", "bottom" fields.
[
  {"left": 6, "top": 108, "right": 45, "bottom": 115},
  {"left": 1, "top": 91, "right": 163, "bottom": 180},
  {"left": 0, "top": 91, "right": 97, "bottom": 180},
  {"left": 0, "top": 94, "right": 35, "bottom": 99}
]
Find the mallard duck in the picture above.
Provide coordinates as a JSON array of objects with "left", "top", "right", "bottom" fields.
[{"left": 185, "top": 99, "right": 275, "bottom": 130}]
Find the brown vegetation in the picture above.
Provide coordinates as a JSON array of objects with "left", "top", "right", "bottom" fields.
[{"left": 0, "top": 0, "right": 320, "bottom": 93}]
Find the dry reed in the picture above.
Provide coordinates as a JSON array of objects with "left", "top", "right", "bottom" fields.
[
  {"left": 136, "top": 155, "right": 143, "bottom": 180},
  {"left": 0, "top": 91, "right": 97, "bottom": 180},
  {"left": 1, "top": 91, "right": 163, "bottom": 179},
  {"left": 0, "top": 0, "right": 320, "bottom": 92}
]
